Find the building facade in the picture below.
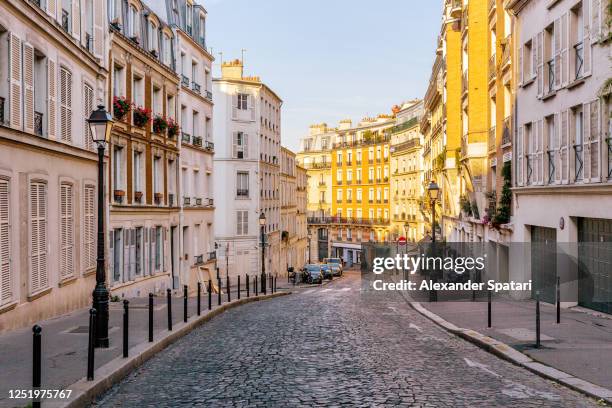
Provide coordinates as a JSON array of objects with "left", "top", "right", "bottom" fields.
[
  {"left": 0, "top": 0, "right": 107, "bottom": 331},
  {"left": 213, "top": 60, "right": 282, "bottom": 279},
  {"left": 296, "top": 164, "right": 309, "bottom": 266}
]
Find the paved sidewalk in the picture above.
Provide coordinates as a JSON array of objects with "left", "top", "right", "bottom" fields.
[
  {"left": 0, "top": 284, "right": 283, "bottom": 408},
  {"left": 421, "top": 298, "right": 612, "bottom": 390}
]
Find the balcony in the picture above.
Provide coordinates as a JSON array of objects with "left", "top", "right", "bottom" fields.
[
  {"left": 237, "top": 189, "right": 249, "bottom": 197},
  {"left": 306, "top": 216, "right": 390, "bottom": 226},
  {"left": 191, "top": 82, "right": 201, "bottom": 94},
  {"left": 61, "top": 9, "right": 69, "bottom": 32},
  {"left": 336, "top": 180, "right": 342, "bottom": 185},
  {"left": 303, "top": 162, "right": 331, "bottom": 169},
  {"left": 356, "top": 179, "right": 362, "bottom": 184},
  {"left": 208, "top": 251, "right": 216, "bottom": 261},
  {"left": 346, "top": 161, "right": 352, "bottom": 166},
  {"left": 489, "top": 54, "right": 496, "bottom": 81},
  {"left": 134, "top": 191, "right": 143, "bottom": 204},
  {"left": 205, "top": 90, "right": 213, "bottom": 101},
  {"left": 574, "top": 42, "right": 584, "bottom": 80},
  {"left": 501, "top": 117, "right": 511, "bottom": 146},
  {"left": 181, "top": 75, "right": 190, "bottom": 87},
  {"left": 34, "top": 111, "right": 43, "bottom": 136},
  {"left": 195, "top": 197, "right": 202, "bottom": 206},
  {"left": 205, "top": 141, "right": 214, "bottom": 151},
  {"left": 183, "top": 196, "right": 191, "bottom": 206},
  {"left": 182, "top": 132, "right": 191, "bottom": 143},
  {"left": 356, "top": 160, "right": 362, "bottom": 165},
  {"left": 336, "top": 199, "right": 342, "bottom": 204},
  {"left": 207, "top": 198, "right": 214, "bottom": 207},
  {"left": 502, "top": 35, "right": 512, "bottom": 70},
  {"left": 356, "top": 199, "right": 362, "bottom": 204},
  {"left": 154, "top": 193, "right": 163, "bottom": 205},
  {"left": 368, "top": 159, "right": 374, "bottom": 164},
  {"left": 450, "top": 0, "right": 462, "bottom": 18},
  {"left": 336, "top": 161, "right": 342, "bottom": 166},
  {"left": 346, "top": 180, "right": 352, "bottom": 185},
  {"left": 346, "top": 198, "right": 353, "bottom": 203},
  {"left": 368, "top": 179, "right": 374, "bottom": 184},
  {"left": 192, "top": 136, "right": 202, "bottom": 147},
  {"left": 194, "top": 254, "right": 204, "bottom": 265},
  {"left": 488, "top": 126, "right": 496, "bottom": 153}
]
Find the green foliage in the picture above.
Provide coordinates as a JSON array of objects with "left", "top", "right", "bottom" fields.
[
  {"left": 493, "top": 161, "right": 512, "bottom": 225},
  {"left": 460, "top": 195, "right": 472, "bottom": 216}
]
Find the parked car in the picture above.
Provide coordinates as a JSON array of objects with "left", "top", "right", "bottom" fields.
[
  {"left": 304, "top": 264, "right": 323, "bottom": 284},
  {"left": 329, "top": 263, "right": 342, "bottom": 277},
  {"left": 324, "top": 257, "right": 344, "bottom": 274},
  {"left": 321, "top": 264, "right": 333, "bottom": 280}
]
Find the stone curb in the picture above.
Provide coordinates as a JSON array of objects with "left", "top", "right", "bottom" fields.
[
  {"left": 46, "top": 292, "right": 290, "bottom": 408},
  {"left": 409, "top": 301, "right": 612, "bottom": 405}
]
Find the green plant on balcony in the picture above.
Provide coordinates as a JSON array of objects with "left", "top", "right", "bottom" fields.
[
  {"left": 493, "top": 161, "right": 512, "bottom": 226},
  {"left": 133, "top": 106, "right": 151, "bottom": 128},
  {"left": 434, "top": 151, "right": 446, "bottom": 170},
  {"left": 152, "top": 115, "right": 168, "bottom": 134},
  {"left": 113, "top": 96, "right": 131, "bottom": 120},
  {"left": 460, "top": 195, "right": 472, "bottom": 217},
  {"left": 167, "top": 117, "right": 179, "bottom": 138},
  {"left": 362, "top": 130, "right": 374, "bottom": 143}
]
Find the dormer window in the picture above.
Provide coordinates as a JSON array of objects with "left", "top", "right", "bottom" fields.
[
  {"left": 186, "top": 3, "right": 193, "bottom": 35},
  {"left": 148, "top": 21, "right": 158, "bottom": 54},
  {"left": 127, "top": 5, "right": 139, "bottom": 40},
  {"left": 162, "top": 33, "right": 171, "bottom": 65}
]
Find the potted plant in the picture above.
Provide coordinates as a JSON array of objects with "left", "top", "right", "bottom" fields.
[
  {"left": 167, "top": 117, "right": 179, "bottom": 138},
  {"left": 133, "top": 106, "right": 151, "bottom": 128},
  {"left": 113, "top": 96, "right": 131, "bottom": 121},
  {"left": 152, "top": 115, "right": 168, "bottom": 134},
  {"left": 114, "top": 189, "right": 125, "bottom": 203},
  {"left": 154, "top": 192, "right": 163, "bottom": 204},
  {"left": 134, "top": 191, "right": 143, "bottom": 203}
]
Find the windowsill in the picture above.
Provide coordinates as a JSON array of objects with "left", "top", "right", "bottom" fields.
[
  {"left": 236, "top": 196, "right": 250, "bottom": 200},
  {"left": 28, "top": 287, "right": 52, "bottom": 302},
  {"left": 0, "top": 301, "right": 18, "bottom": 314},
  {"left": 111, "top": 272, "right": 170, "bottom": 291},
  {"left": 521, "top": 77, "right": 535, "bottom": 88},
  {"left": 58, "top": 276, "right": 78, "bottom": 288},
  {"left": 567, "top": 77, "right": 586, "bottom": 90},
  {"left": 83, "top": 267, "right": 97, "bottom": 277},
  {"left": 542, "top": 90, "right": 556, "bottom": 100},
  {"left": 546, "top": 0, "right": 562, "bottom": 9}
]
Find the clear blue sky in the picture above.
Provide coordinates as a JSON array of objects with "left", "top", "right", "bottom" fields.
[{"left": 206, "top": 0, "right": 441, "bottom": 151}]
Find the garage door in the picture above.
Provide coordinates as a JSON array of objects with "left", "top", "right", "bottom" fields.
[
  {"left": 531, "top": 226, "right": 557, "bottom": 304},
  {"left": 578, "top": 218, "right": 612, "bottom": 314}
]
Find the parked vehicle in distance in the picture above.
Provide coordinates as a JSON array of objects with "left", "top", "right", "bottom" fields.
[
  {"left": 304, "top": 264, "right": 323, "bottom": 284},
  {"left": 320, "top": 264, "right": 333, "bottom": 280},
  {"left": 324, "top": 258, "right": 343, "bottom": 274},
  {"left": 329, "top": 263, "right": 342, "bottom": 277}
]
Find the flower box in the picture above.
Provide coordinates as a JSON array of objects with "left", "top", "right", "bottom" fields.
[
  {"left": 154, "top": 192, "right": 163, "bottom": 205},
  {"left": 114, "top": 189, "right": 125, "bottom": 203},
  {"left": 133, "top": 106, "right": 151, "bottom": 128},
  {"left": 113, "top": 96, "right": 131, "bottom": 121},
  {"left": 167, "top": 118, "right": 179, "bottom": 138},
  {"left": 134, "top": 191, "right": 143, "bottom": 203},
  {"left": 152, "top": 115, "right": 168, "bottom": 134}
]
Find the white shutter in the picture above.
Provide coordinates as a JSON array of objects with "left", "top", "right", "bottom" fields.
[
  {"left": 109, "top": 229, "right": 114, "bottom": 279},
  {"left": 9, "top": 33, "right": 22, "bottom": 130},
  {"left": 583, "top": 1, "right": 592, "bottom": 76},
  {"left": 30, "top": 182, "right": 48, "bottom": 294},
  {"left": 583, "top": 103, "right": 592, "bottom": 181},
  {"left": 554, "top": 113, "right": 562, "bottom": 183},
  {"left": 518, "top": 45, "right": 523, "bottom": 86},
  {"left": 231, "top": 94, "right": 238, "bottom": 119},
  {"left": 243, "top": 211, "right": 248, "bottom": 235},
  {"left": 236, "top": 211, "right": 242, "bottom": 235},
  {"left": 0, "top": 179, "right": 11, "bottom": 304},
  {"left": 232, "top": 132, "right": 238, "bottom": 158},
  {"left": 84, "top": 185, "right": 95, "bottom": 270},
  {"left": 93, "top": 0, "right": 104, "bottom": 57},
  {"left": 591, "top": 0, "right": 602, "bottom": 42},
  {"left": 48, "top": 59, "right": 57, "bottom": 140},
  {"left": 123, "top": 228, "right": 130, "bottom": 281},
  {"left": 60, "top": 184, "right": 74, "bottom": 279},
  {"left": 84, "top": 83, "right": 94, "bottom": 150},
  {"left": 561, "top": 13, "right": 569, "bottom": 86},
  {"left": 72, "top": 0, "right": 81, "bottom": 40},
  {"left": 47, "top": 0, "right": 57, "bottom": 19},
  {"left": 589, "top": 100, "right": 601, "bottom": 182},
  {"left": 243, "top": 133, "right": 248, "bottom": 159},
  {"left": 249, "top": 95, "right": 255, "bottom": 121},
  {"left": 553, "top": 19, "right": 561, "bottom": 90},
  {"left": 536, "top": 32, "right": 544, "bottom": 98},
  {"left": 531, "top": 37, "right": 537, "bottom": 79},
  {"left": 560, "top": 110, "right": 570, "bottom": 184},
  {"left": 23, "top": 43, "right": 35, "bottom": 134},
  {"left": 60, "top": 67, "right": 72, "bottom": 143}
]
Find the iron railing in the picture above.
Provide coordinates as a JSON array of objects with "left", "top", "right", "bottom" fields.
[
  {"left": 194, "top": 255, "right": 203, "bottom": 265},
  {"left": 237, "top": 189, "right": 249, "bottom": 197},
  {"left": 34, "top": 111, "right": 43, "bottom": 136},
  {"left": 526, "top": 155, "right": 533, "bottom": 185},
  {"left": 169, "top": 193, "right": 175, "bottom": 207},
  {"left": 207, "top": 251, "right": 216, "bottom": 261},
  {"left": 307, "top": 217, "right": 390, "bottom": 226},
  {"left": 205, "top": 141, "right": 214, "bottom": 150},
  {"left": 574, "top": 144, "right": 584, "bottom": 181},
  {"left": 192, "top": 136, "right": 202, "bottom": 147},
  {"left": 547, "top": 59, "right": 555, "bottom": 94},
  {"left": 547, "top": 150, "right": 556, "bottom": 184},
  {"left": 488, "top": 126, "right": 496, "bottom": 152},
  {"left": 574, "top": 42, "right": 584, "bottom": 80},
  {"left": 61, "top": 9, "right": 69, "bottom": 32},
  {"left": 195, "top": 197, "right": 202, "bottom": 206},
  {"left": 205, "top": 90, "right": 213, "bottom": 100},
  {"left": 182, "top": 132, "right": 191, "bottom": 143},
  {"left": 181, "top": 75, "right": 189, "bottom": 87},
  {"left": 183, "top": 196, "right": 191, "bottom": 206},
  {"left": 489, "top": 54, "right": 496, "bottom": 81},
  {"left": 502, "top": 117, "right": 512, "bottom": 145},
  {"left": 191, "top": 82, "right": 201, "bottom": 94},
  {"left": 607, "top": 137, "right": 612, "bottom": 179}
]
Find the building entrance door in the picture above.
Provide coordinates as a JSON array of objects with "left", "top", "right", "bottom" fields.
[
  {"left": 531, "top": 226, "right": 557, "bottom": 303},
  {"left": 578, "top": 218, "right": 612, "bottom": 314}
]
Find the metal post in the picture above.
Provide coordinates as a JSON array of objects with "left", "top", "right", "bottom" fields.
[
  {"left": 32, "top": 325, "right": 42, "bottom": 408},
  {"left": 255, "top": 275, "right": 258, "bottom": 296},
  {"left": 238, "top": 275, "right": 241, "bottom": 300},
  {"left": 197, "top": 282, "right": 201, "bottom": 316},
  {"left": 217, "top": 278, "right": 221, "bottom": 305},
  {"left": 487, "top": 290, "right": 492, "bottom": 328},
  {"left": 556, "top": 276, "right": 561, "bottom": 324},
  {"left": 208, "top": 280, "right": 212, "bottom": 310},
  {"left": 261, "top": 225, "right": 266, "bottom": 295},
  {"left": 92, "top": 144, "right": 109, "bottom": 348},
  {"left": 167, "top": 289, "right": 172, "bottom": 331},
  {"left": 122, "top": 300, "right": 129, "bottom": 358},
  {"left": 472, "top": 289, "right": 476, "bottom": 302},
  {"left": 183, "top": 285, "right": 188, "bottom": 323},
  {"left": 148, "top": 293, "right": 153, "bottom": 342},
  {"left": 87, "top": 309, "right": 96, "bottom": 381},
  {"left": 246, "top": 274, "right": 250, "bottom": 298},
  {"left": 536, "top": 291, "right": 541, "bottom": 348},
  {"left": 431, "top": 198, "right": 436, "bottom": 244},
  {"left": 227, "top": 275, "right": 231, "bottom": 302}
]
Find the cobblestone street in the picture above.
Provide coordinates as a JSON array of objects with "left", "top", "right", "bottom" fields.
[{"left": 95, "top": 271, "right": 599, "bottom": 407}]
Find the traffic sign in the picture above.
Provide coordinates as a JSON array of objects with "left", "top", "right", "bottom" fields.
[{"left": 397, "top": 236, "right": 407, "bottom": 245}]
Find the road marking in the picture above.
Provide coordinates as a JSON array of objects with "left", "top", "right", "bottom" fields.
[
  {"left": 340, "top": 287, "right": 351, "bottom": 291},
  {"left": 464, "top": 358, "right": 502, "bottom": 378},
  {"left": 321, "top": 289, "right": 333, "bottom": 293},
  {"left": 501, "top": 380, "right": 559, "bottom": 400},
  {"left": 302, "top": 289, "right": 315, "bottom": 294},
  {"left": 409, "top": 323, "right": 423, "bottom": 332}
]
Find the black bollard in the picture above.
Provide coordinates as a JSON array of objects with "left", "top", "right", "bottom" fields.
[
  {"left": 183, "top": 285, "right": 188, "bottom": 323},
  {"left": 238, "top": 275, "right": 241, "bottom": 300},
  {"left": 556, "top": 276, "right": 561, "bottom": 324},
  {"left": 32, "top": 325, "right": 42, "bottom": 408},
  {"left": 487, "top": 290, "right": 492, "bottom": 328},
  {"left": 123, "top": 300, "right": 129, "bottom": 358},
  {"left": 167, "top": 289, "right": 172, "bottom": 331},
  {"left": 274, "top": 276, "right": 277, "bottom": 293},
  {"left": 87, "top": 308, "right": 96, "bottom": 381},
  {"left": 255, "top": 275, "right": 258, "bottom": 296},
  {"left": 217, "top": 278, "right": 222, "bottom": 305},
  {"left": 197, "top": 282, "right": 201, "bottom": 316},
  {"left": 227, "top": 275, "right": 231, "bottom": 302},
  {"left": 246, "top": 274, "right": 250, "bottom": 298},
  {"left": 472, "top": 289, "right": 476, "bottom": 302},
  {"left": 536, "top": 291, "right": 541, "bottom": 348},
  {"left": 208, "top": 280, "right": 212, "bottom": 310},
  {"left": 148, "top": 293, "right": 154, "bottom": 342}
]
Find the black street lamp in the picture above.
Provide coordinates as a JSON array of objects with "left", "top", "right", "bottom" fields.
[
  {"left": 87, "top": 105, "right": 113, "bottom": 348},
  {"left": 259, "top": 212, "right": 266, "bottom": 294},
  {"left": 427, "top": 180, "right": 440, "bottom": 243},
  {"left": 307, "top": 231, "right": 312, "bottom": 264}
]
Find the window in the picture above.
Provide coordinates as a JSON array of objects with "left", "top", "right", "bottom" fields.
[
  {"left": 113, "top": 146, "right": 124, "bottom": 192},
  {"left": 83, "top": 185, "right": 95, "bottom": 271},
  {"left": 356, "top": 188, "right": 362, "bottom": 202},
  {"left": 113, "top": 64, "right": 125, "bottom": 99},
  {"left": 162, "top": 33, "right": 171, "bottom": 66},
  {"left": 59, "top": 67, "right": 72, "bottom": 143},
  {"left": 30, "top": 182, "right": 48, "bottom": 294},
  {"left": 133, "top": 151, "right": 142, "bottom": 195},
  {"left": 148, "top": 21, "right": 158, "bottom": 53},
  {"left": 60, "top": 183, "right": 74, "bottom": 279},
  {"left": 336, "top": 189, "right": 342, "bottom": 202},
  {"left": 233, "top": 132, "right": 247, "bottom": 159},
  {"left": 127, "top": 5, "right": 139, "bottom": 39},
  {"left": 237, "top": 210, "right": 248, "bottom": 235},
  {"left": 237, "top": 172, "right": 249, "bottom": 197},
  {"left": 153, "top": 156, "right": 162, "bottom": 195},
  {"left": 135, "top": 227, "right": 143, "bottom": 276},
  {"left": 132, "top": 74, "right": 144, "bottom": 108},
  {"left": 111, "top": 229, "right": 122, "bottom": 282},
  {"left": 186, "top": 2, "right": 193, "bottom": 33},
  {"left": 336, "top": 169, "right": 342, "bottom": 183},
  {"left": 155, "top": 226, "right": 163, "bottom": 271},
  {"left": 61, "top": 0, "right": 72, "bottom": 32},
  {"left": 83, "top": 83, "right": 94, "bottom": 149},
  {"left": 167, "top": 94, "right": 175, "bottom": 119},
  {"left": 571, "top": 4, "right": 585, "bottom": 80},
  {"left": 356, "top": 169, "right": 362, "bottom": 182},
  {"left": 152, "top": 86, "right": 162, "bottom": 116},
  {"left": 573, "top": 106, "right": 584, "bottom": 181},
  {"left": 0, "top": 179, "right": 12, "bottom": 304},
  {"left": 237, "top": 93, "right": 248, "bottom": 110}
]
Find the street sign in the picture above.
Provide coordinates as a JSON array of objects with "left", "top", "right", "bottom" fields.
[{"left": 397, "top": 236, "right": 407, "bottom": 246}]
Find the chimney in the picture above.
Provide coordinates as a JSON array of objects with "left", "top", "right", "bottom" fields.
[{"left": 221, "top": 59, "right": 243, "bottom": 79}]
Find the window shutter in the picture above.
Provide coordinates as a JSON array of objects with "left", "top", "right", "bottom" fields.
[
  {"left": 518, "top": 45, "right": 523, "bottom": 86},
  {"left": 47, "top": 59, "right": 57, "bottom": 139},
  {"left": 243, "top": 133, "right": 248, "bottom": 159},
  {"left": 0, "top": 179, "right": 11, "bottom": 304},
  {"left": 583, "top": 103, "right": 592, "bottom": 181},
  {"left": 588, "top": 100, "right": 601, "bottom": 182},
  {"left": 123, "top": 228, "right": 129, "bottom": 281},
  {"left": 84, "top": 84, "right": 94, "bottom": 150},
  {"left": 591, "top": 0, "right": 602, "bottom": 41},
  {"left": 531, "top": 37, "right": 537, "bottom": 79},
  {"left": 60, "top": 184, "right": 74, "bottom": 279},
  {"left": 554, "top": 113, "right": 562, "bottom": 183},
  {"left": 23, "top": 43, "right": 35, "bottom": 134},
  {"left": 243, "top": 211, "right": 248, "bottom": 235},
  {"left": 84, "top": 185, "right": 95, "bottom": 270},
  {"left": 47, "top": 0, "right": 57, "bottom": 19},
  {"left": 231, "top": 94, "right": 238, "bottom": 119},
  {"left": 516, "top": 126, "right": 523, "bottom": 186},
  {"left": 109, "top": 229, "right": 114, "bottom": 278},
  {"left": 60, "top": 67, "right": 72, "bottom": 143},
  {"left": 129, "top": 229, "right": 135, "bottom": 280},
  {"left": 236, "top": 212, "right": 242, "bottom": 235},
  {"left": 560, "top": 110, "right": 569, "bottom": 183},
  {"left": 232, "top": 132, "right": 238, "bottom": 158},
  {"left": 9, "top": 33, "right": 22, "bottom": 130},
  {"left": 249, "top": 95, "right": 255, "bottom": 121},
  {"left": 72, "top": 0, "right": 81, "bottom": 40},
  {"left": 93, "top": 0, "right": 104, "bottom": 56},
  {"left": 536, "top": 32, "right": 544, "bottom": 98},
  {"left": 583, "top": 1, "right": 592, "bottom": 76},
  {"left": 553, "top": 19, "right": 562, "bottom": 90},
  {"left": 30, "top": 182, "right": 48, "bottom": 294}
]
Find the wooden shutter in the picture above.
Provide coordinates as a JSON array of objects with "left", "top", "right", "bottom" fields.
[
  {"left": 109, "top": 229, "right": 114, "bottom": 279},
  {"left": 93, "top": 0, "right": 104, "bottom": 57},
  {"left": 242, "top": 133, "right": 248, "bottom": 159},
  {"left": 536, "top": 32, "right": 544, "bottom": 98},
  {"left": 553, "top": 19, "right": 561, "bottom": 90},
  {"left": 583, "top": 1, "right": 592, "bottom": 76},
  {"left": 72, "top": 0, "right": 81, "bottom": 40},
  {"left": 84, "top": 185, "right": 95, "bottom": 270},
  {"left": 84, "top": 83, "right": 94, "bottom": 150},
  {"left": 60, "top": 67, "right": 72, "bottom": 143},
  {"left": 231, "top": 94, "right": 238, "bottom": 119},
  {"left": 23, "top": 43, "right": 35, "bottom": 134},
  {"left": 30, "top": 182, "right": 48, "bottom": 294},
  {"left": 123, "top": 228, "right": 130, "bottom": 281},
  {"left": 516, "top": 126, "right": 524, "bottom": 186},
  {"left": 583, "top": 103, "right": 592, "bottom": 181},
  {"left": 47, "top": 0, "right": 57, "bottom": 19},
  {"left": 249, "top": 94, "right": 255, "bottom": 120},
  {"left": 47, "top": 59, "right": 57, "bottom": 139},
  {"left": 560, "top": 110, "right": 570, "bottom": 183},
  {"left": 591, "top": 0, "right": 601, "bottom": 42},
  {"left": 588, "top": 100, "right": 601, "bottom": 182},
  {"left": 0, "top": 179, "right": 11, "bottom": 304},
  {"left": 561, "top": 13, "right": 569, "bottom": 86},
  {"left": 553, "top": 113, "right": 562, "bottom": 183},
  {"left": 9, "top": 33, "right": 22, "bottom": 130},
  {"left": 60, "top": 184, "right": 74, "bottom": 279},
  {"left": 531, "top": 37, "right": 537, "bottom": 79},
  {"left": 518, "top": 45, "right": 523, "bottom": 86}
]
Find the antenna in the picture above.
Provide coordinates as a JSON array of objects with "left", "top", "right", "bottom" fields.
[{"left": 241, "top": 48, "right": 247, "bottom": 71}]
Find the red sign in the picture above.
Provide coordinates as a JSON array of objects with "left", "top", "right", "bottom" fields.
[{"left": 397, "top": 236, "right": 407, "bottom": 245}]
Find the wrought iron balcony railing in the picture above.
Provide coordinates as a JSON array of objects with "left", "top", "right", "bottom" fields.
[
  {"left": 181, "top": 75, "right": 190, "bottom": 87},
  {"left": 574, "top": 42, "right": 584, "bottom": 80},
  {"left": 191, "top": 82, "right": 201, "bottom": 94},
  {"left": 34, "top": 111, "right": 43, "bottom": 136}
]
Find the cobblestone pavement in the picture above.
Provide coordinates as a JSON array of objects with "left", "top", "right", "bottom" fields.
[{"left": 95, "top": 271, "right": 599, "bottom": 407}]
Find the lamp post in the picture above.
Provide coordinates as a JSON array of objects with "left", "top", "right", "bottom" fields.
[
  {"left": 307, "top": 231, "right": 312, "bottom": 264},
  {"left": 427, "top": 180, "right": 440, "bottom": 243},
  {"left": 87, "top": 105, "right": 113, "bottom": 348},
  {"left": 404, "top": 222, "right": 409, "bottom": 245},
  {"left": 259, "top": 212, "right": 266, "bottom": 294}
]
